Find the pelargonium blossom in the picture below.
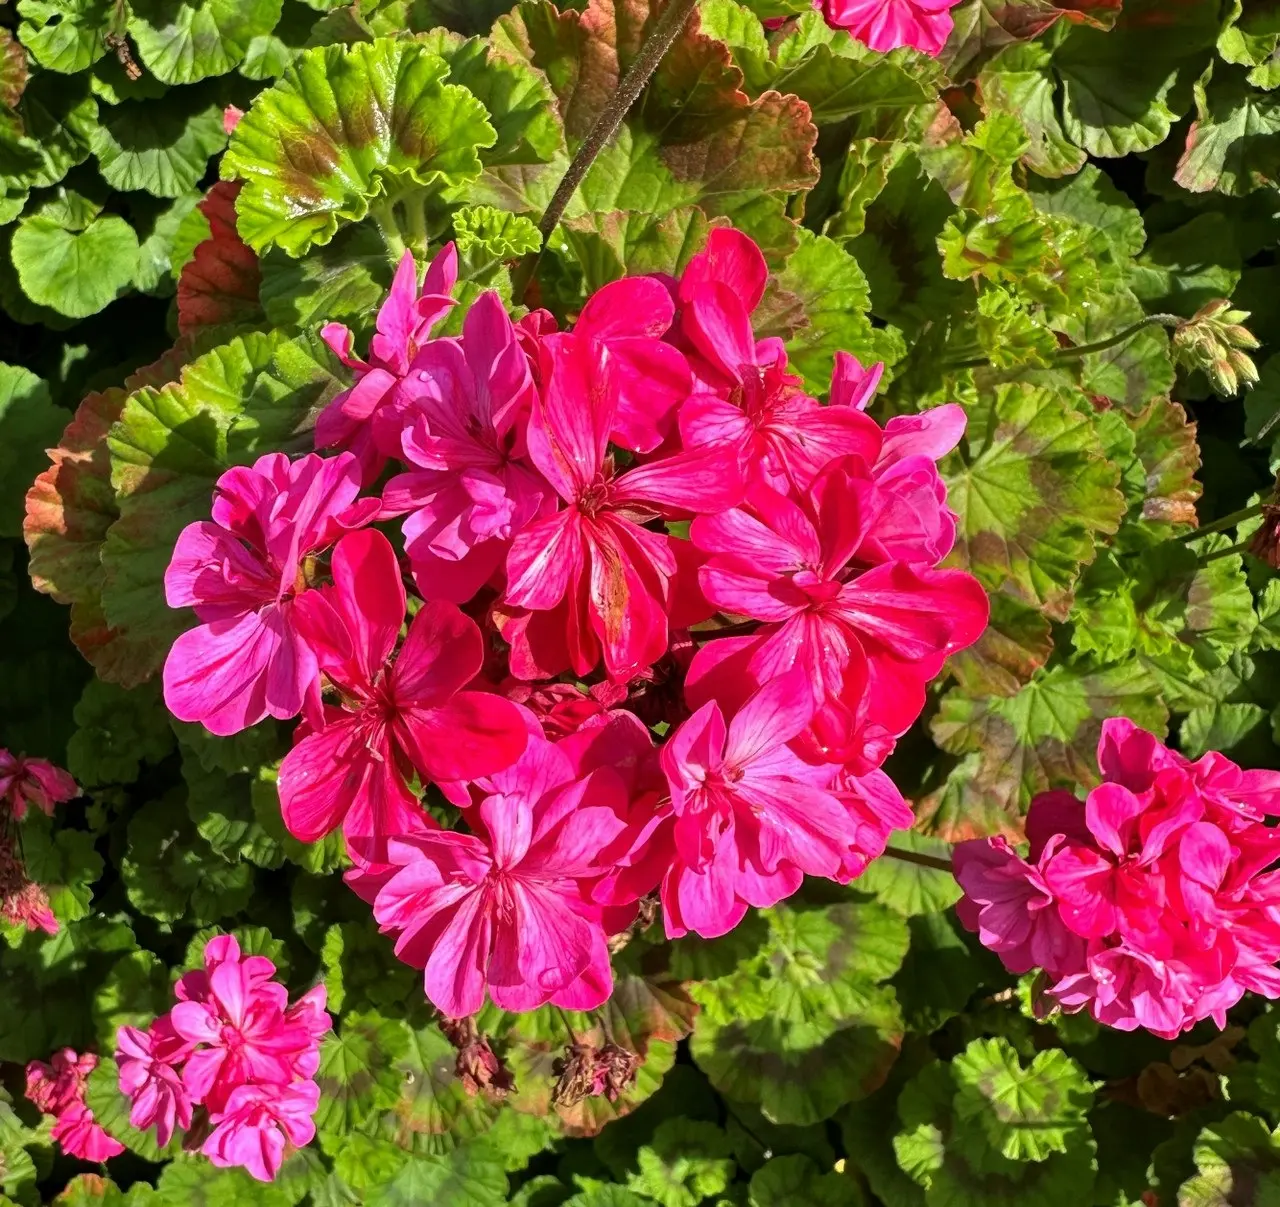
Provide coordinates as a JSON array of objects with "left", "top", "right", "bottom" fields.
[
  {"left": 277, "top": 527, "right": 528, "bottom": 864},
  {"left": 675, "top": 230, "right": 885, "bottom": 493},
  {"left": 689, "top": 454, "right": 987, "bottom": 761},
  {"left": 163, "top": 452, "right": 378, "bottom": 736},
  {"left": 381, "top": 290, "right": 551, "bottom": 603},
  {"left": 954, "top": 719, "right": 1280, "bottom": 1039},
  {"left": 819, "top": 0, "right": 962, "bottom": 56},
  {"left": 353, "top": 736, "right": 629, "bottom": 1017},
  {"left": 501, "top": 333, "right": 742, "bottom": 682},
  {"left": 318, "top": 245, "right": 458, "bottom": 481},
  {"left": 116, "top": 934, "right": 330, "bottom": 1181},
  {"left": 27, "top": 1049, "right": 124, "bottom": 1162},
  {"left": 0, "top": 748, "right": 77, "bottom": 820},
  {"left": 602, "top": 669, "right": 858, "bottom": 939}
]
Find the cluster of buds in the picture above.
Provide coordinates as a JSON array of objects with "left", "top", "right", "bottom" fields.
[{"left": 1172, "top": 299, "right": 1261, "bottom": 396}]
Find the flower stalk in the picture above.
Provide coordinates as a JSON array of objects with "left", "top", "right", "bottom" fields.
[{"left": 513, "top": 0, "right": 701, "bottom": 302}]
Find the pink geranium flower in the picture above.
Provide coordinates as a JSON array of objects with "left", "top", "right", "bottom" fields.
[
  {"left": 278, "top": 528, "right": 528, "bottom": 863},
  {"left": 27, "top": 1049, "right": 125, "bottom": 1162},
  {"left": 953, "top": 836, "right": 1086, "bottom": 977},
  {"left": 381, "top": 291, "right": 551, "bottom": 603},
  {"left": 0, "top": 749, "right": 77, "bottom": 820},
  {"left": 169, "top": 938, "right": 316, "bottom": 1112},
  {"left": 501, "top": 334, "right": 742, "bottom": 682},
  {"left": 820, "top": 0, "right": 962, "bottom": 56},
  {"left": 674, "top": 231, "right": 884, "bottom": 493},
  {"left": 162, "top": 451, "right": 378, "bottom": 736},
  {"left": 689, "top": 457, "right": 988, "bottom": 756},
  {"left": 318, "top": 245, "right": 458, "bottom": 482},
  {"left": 203, "top": 1080, "right": 320, "bottom": 1183},
  {"left": 955, "top": 720, "right": 1280, "bottom": 1038},
  {"left": 656, "top": 669, "right": 855, "bottom": 939},
  {"left": 358, "top": 736, "right": 628, "bottom": 1017},
  {"left": 116, "top": 1024, "right": 193, "bottom": 1147}
]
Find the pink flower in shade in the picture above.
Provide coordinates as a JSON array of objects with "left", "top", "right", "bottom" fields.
[
  {"left": 162, "top": 451, "right": 379, "bottom": 737},
  {"left": 169, "top": 938, "right": 319, "bottom": 1113},
  {"left": 356, "top": 736, "right": 629, "bottom": 1017},
  {"left": 203, "top": 1080, "right": 320, "bottom": 1184},
  {"left": 318, "top": 245, "right": 458, "bottom": 482},
  {"left": 26, "top": 1049, "right": 95, "bottom": 1115},
  {"left": 501, "top": 334, "right": 743, "bottom": 683},
  {"left": 953, "top": 837, "right": 1086, "bottom": 978},
  {"left": 27, "top": 1050, "right": 125, "bottom": 1162},
  {"left": 655, "top": 669, "right": 856, "bottom": 939},
  {"left": 116, "top": 1025, "right": 193, "bottom": 1147},
  {"left": 688, "top": 458, "right": 987, "bottom": 763},
  {"left": 674, "top": 230, "right": 884, "bottom": 492},
  {"left": 278, "top": 528, "right": 528, "bottom": 864},
  {"left": 380, "top": 291, "right": 552, "bottom": 604},
  {"left": 0, "top": 837, "right": 58, "bottom": 934},
  {"left": 820, "top": 0, "right": 962, "bottom": 56},
  {"left": 0, "top": 749, "right": 77, "bottom": 820},
  {"left": 51, "top": 1104, "right": 126, "bottom": 1162}
]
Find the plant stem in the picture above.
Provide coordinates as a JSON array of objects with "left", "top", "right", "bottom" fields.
[
  {"left": 512, "top": 0, "right": 700, "bottom": 303},
  {"left": 939, "top": 314, "right": 1184, "bottom": 373},
  {"left": 882, "top": 845, "right": 953, "bottom": 874},
  {"left": 1198, "top": 539, "right": 1252, "bottom": 565},
  {"left": 1053, "top": 314, "right": 1184, "bottom": 361},
  {"left": 1173, "top": 502, "right": 1266, "bottom": 543}
]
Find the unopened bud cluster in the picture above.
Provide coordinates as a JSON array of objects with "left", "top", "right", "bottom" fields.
[{"left": 1172, "top": 299, "right": 1261, "bottom": 396}]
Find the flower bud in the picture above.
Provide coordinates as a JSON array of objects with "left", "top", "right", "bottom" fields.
[{"left": 1172, "top": 300, "right": 1262, "bottom": 395}]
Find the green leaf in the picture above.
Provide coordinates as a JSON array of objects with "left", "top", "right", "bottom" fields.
[
  {"left": 626, "top": 1118, "right": 736, "bottom": 1207},
  {"left": 1177, "top": 1113, "right": 1280, "bottom": 1207},
  {"left": 560, "top": 208, "right": 717, "bottom": 294},
  {"left": 0, "top": 30, "right": 31, "bottom": 111},
  {"left": 222, "top": 39, "right": 496, "bottom": 256},
  {"left": 11, "top": 213, "right": 138, "bottom": 318},
  {"left": 1129, "top": 213, "right": 1241, "bottom": 316},
  {"left": 6, "top": 811, "right": 103, "bottom": 937},
  {"left": 942, "top": 381, "right": 1124, "bottom": 623},
  {"left": 689, "top": 901, "right": 908, "bottom": 1125},
  {"left": 183, "top": 749, "right": 287, "bottom": 869},
  {"left": 892, "top": 913, "right": 982, "bottom": 1034},
  {"left": 90, "top": 88, "right": 227, "bottom": 198},
  {"left": 762, "top": 228, "right": 902, "bottom": 394},
  {"left": 749, "top": 1154, "right": 864, "bottom": 1207},
  {"left": 951, "top": 1038, "right": 1094, "bottom": 1163},
  {"left": 858, "top": 831, "right": 962, "bottom": 917},
  {"left": 978, "top": 44, "right": 1084, "bottom": 177},
  {"left": 17, "top": 0, "right": 113, "bottom": 74},
  {"left": 92, "top": 949, "right": 171, "bottom": 1051},
  {"left": 0, "top": 71, "right": 99, "bottom": 193},
  {"left": 1176, "top": 64, "right": 1280, "bottom": 195},
  {"left": 0, "top": 363, "right": 63, "bottom": 539},
  {"left": 453, "top": 204, "right": 541, "bottom": 259},
  {"left": 490, "top": 0, "right": 818, "bottom": 258},
  {"left": 127, "top": 0, "right": 285, "bottom": 85},
  {"left": 314, "top": 1010, "right": 410, "bottom": 1136},
  {"left": 361, "top": 1146, "right": 508, "bottom": 1207},
  {"left": 154, "top": 1157, "right": 294, "bottom": 1206},
  {"left": 120, "top": 794, "right": 254, "bottom": 924},
  {"left": 925, "top": 660, "right": 1169, "bottom": 839},
  {"left": 135, "top": 192, "right": 205, "bottom": 293},
  {"left": 66, "top": 678, "right": 173, "bottom": 787},
  {"left": 259, "top": 221, "right": 394, "bottom": 329}
]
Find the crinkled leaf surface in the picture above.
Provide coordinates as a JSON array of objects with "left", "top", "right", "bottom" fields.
[
  {"left": 222, "top": 39, "right": 496, "bottom": 255},
  {"left": 0, "top": 363, "right": 64, "bottom": 539},
  {"left": 127, "top": 0, "right": 285, "bottom": 85}
]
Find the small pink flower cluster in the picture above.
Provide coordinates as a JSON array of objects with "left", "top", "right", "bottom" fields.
[
  {"left": 954, "top": 719, "right": 1280, "bottom": 1039},
  {"left": 26, "top": 1049, "right": 123, "bottom": 1163},
  {"left": 161, "top": 230, "right": 987, "bottom": 1019},
  {"left": 116, "top": 935, "right": 330, "bottom": 1182},
  {"left": 0, "top": 747, "right": 77, "bottom": 934}
]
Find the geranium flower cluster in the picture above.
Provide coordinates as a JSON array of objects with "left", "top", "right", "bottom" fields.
[
  {"left": 0, "top": 747, "right": 77, "bottom": 934},
  {"left": 115, "top": 935, "right": 330, "bottom": 1182},
  {"left": 954, "top": 719, "right": 1280, "bottom": 1039},
  {"left": 162, "top": 229, "right": 987, "bottom": 1022},
  {"left": 26, "top": 1049, "right": 123, "bottom": 1162}
]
